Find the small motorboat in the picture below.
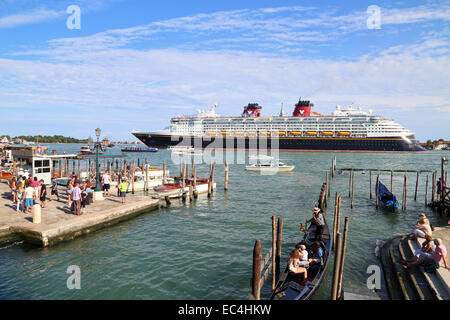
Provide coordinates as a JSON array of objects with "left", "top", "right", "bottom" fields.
[
  {"left": 245, "top": 155, "right": 295, "bottom": 173},
  {"left": 121, "top": 146, "right": 158, "bottom": 152},
  {"left": 376, "top": 181, "right": 399, "bottom": 211},
  {"left": 168, "top": 146, "right": 202, "bottom": 155},
  {"left": 79, "top": 145, "right": 102, "bottom": 155}
]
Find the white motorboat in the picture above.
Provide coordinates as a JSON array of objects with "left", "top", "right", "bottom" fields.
[
  {"left": 245, "top": 155, "right": 295, "bottom": 173},
  {"left": 168, "top": 146, "right": 203, "bottom": 155}
]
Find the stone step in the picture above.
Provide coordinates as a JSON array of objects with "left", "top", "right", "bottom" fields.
[
  {"left": 408, "top": 238, "right": 449, "bottom": 300},
  {"left": 398, "top": 237, "right": 436, "bottom": 300},
  {"left": 389, "top": 238, "right": 418, "bottom": 300},
  {"left": 380, "top": 237, "right": 405, "bottom": 300}
]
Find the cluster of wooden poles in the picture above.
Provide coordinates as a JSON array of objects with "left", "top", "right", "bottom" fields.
[
  {"left": 165, "top": 160, "right": 230, "bottom": 205},
  {"left": 250, "top": 216, "right": 283, "bottom": 300},
  {"left": 330, "top": 192, "right": 349, "bottom": 300},
  {"left": 343, "top": 166, "right": 448, "bottom": 211}
]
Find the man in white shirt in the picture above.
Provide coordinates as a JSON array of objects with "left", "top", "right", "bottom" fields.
[
  {"left": 24, "top": 182, "right": 35, "bottom": 214},
  {"left": 102, "top": 171, "right": 111, "bottom": 197}
]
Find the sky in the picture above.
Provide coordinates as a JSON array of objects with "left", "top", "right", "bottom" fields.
[{"left": 0, "top": 0, "right": 449, "bottom": 141}]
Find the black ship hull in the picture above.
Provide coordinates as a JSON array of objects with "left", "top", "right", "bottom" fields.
[{"left": 133, "top": 133, "right": 426, "bottom": 152}]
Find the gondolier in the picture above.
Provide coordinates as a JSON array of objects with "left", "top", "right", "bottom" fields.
[{"left": 307, "top": 208, "right": 325, "bottom": 241}]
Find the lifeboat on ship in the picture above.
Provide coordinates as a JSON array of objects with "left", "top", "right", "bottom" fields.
[
  {"left": 306, "top": 131, "right": 318, "bottom": 136},
  {"left": 290, "top": 131, "right": 302, "bottom": 136},
  {"left": 338, "top": 131, "right": 351, "bottom": 136},
  {"left": 321, "top": 131, "right": 334, "bottom": 136}
]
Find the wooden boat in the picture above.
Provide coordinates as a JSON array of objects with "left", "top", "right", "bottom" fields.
[
  {"left": 0, "top": 171, "right": 14, "bottom": 182},
  {"left": 153, "top": 178, "right": 215, "bottom": 198},
  {"left": 376, "top": 181, "right": 399, "bottom": 211},
  {"left": 270, "top": 218, "right": 331, "bottom": 300}
]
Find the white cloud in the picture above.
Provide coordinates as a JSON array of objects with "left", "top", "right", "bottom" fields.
[{"left": 0, "top": 8, "right": 63, "bottom": 28}]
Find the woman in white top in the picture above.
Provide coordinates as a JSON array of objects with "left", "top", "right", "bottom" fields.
[
  {"left": 413, "top": 213, "right": 432, "bottom": 239},
  {"left": 287, "top": 249, "right": 307, "bottom": 280}
]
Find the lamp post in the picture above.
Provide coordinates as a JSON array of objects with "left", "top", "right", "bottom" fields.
[{"left": 94, "top": 128, "right": 105, "bottom": 192}]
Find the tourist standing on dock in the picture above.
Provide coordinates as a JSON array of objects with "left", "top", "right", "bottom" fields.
[
  {"left": 10, "top": 177, "right": 17, "bottom": 202},
  {"left": 16, "top": 182, "right": 24, "bottom": 212},
  {"left": 119, "top": 179, "right": 128, "bottom": 204},
  {"left": 67, "top": 179, "right": 74, "bottom": 205},
  {"left": 39, "top": 180, "right": 47, "bottom": 208},
  {"left": 24, "top": 181, "right": 35, "bottom": 214},
  {"left": 80, "top": 184, "right": 88, "bottom": 215},
  {"left": 50, "top": 178, "right": 59, "bottom": 201},
  {"left": 72, "top": 182, "right": 82, "bottom": 215},
  {"left": 102, "top": 171, "right": 111, "bottom": 197}
]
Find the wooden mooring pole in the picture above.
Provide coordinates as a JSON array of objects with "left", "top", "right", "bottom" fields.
[
  {"left": 272, "top": 216, "right": 276, "bottom": 290},
  {"left": 432, "top": 171, "right": 436, "bottom": 203},
  {"left": 163, "top": 161, "right": 166, "bottom": 184},
  {"left": 337, "top": 217, "right": 349, "bottom": 300},
  {"left": 425, "top": 175, "right": 429, "bottom": 206},
  {"left": 332, "top": 192, "right": 338, "bottom": 251},
  {"left": 224, "top": 162, "right": 229, "bottom": 191},
  {"left": 275, "top": 217, "right": 283, "bottom": 281},
  {"left": 414, "top": 171, "right": 419, "bottom": 201},
  {"left": 351, "top": 171, "right": 355, "bottom": 209},
  {"left": 369, "top": 170, "right": 372, "bottom": 200},
  {"left": 348, "top": 170, "right": 352, "bottom": 197},
  {"left": 252, "top": 240, "right": 262, "bottom": 300},
  {"left": 391, "top": 170, "right": 394, "bottom": 192},
  {"left": 402, "top": 174, "right": 406, "bottom": 211},
  {"left": 331, "top": 232, "right": 342, "bottom": 300},
  {"left": 376, "top": 175, "right": 380, "bottom": 208}
]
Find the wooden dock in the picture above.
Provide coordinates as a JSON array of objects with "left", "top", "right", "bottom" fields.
[{"left": 0, "top": 181, "right": 159, "bottom": 247}]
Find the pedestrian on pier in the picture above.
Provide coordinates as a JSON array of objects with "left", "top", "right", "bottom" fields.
[
  {"left": 119, "top": 179, "right": 128, "bottom": 204},
  {"left": 24, "top": 181, "right": 35, "bottom": 215},
  {"left": 16, "top": 182, "right": 24, "bottom": 212},
  {"left": 102, "top": 171, "right": 111, "bottom": 198},
  {"left": 72, "top": 182, "right": 82, "bottom": 216},
  {"left": 50, "top": 178, "right": 60, "bottom": 201},
  {"left": 39, "top": 180, "right": 47, "bottom": 208}
]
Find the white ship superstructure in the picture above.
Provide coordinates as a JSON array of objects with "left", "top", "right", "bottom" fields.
[{"left": 133, "top": 99, "right": 425, "bottom": 152}]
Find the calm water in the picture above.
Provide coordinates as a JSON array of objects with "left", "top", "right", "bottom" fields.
[{"left": 0, "top": 144, "right": 448, "bottom": 299}]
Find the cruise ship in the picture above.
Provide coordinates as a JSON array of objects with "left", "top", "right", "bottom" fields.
[{"left": 133, "top": 99, "right": 425, "bottom": 152}]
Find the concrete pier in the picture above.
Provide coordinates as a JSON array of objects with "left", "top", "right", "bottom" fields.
[{"left": 0, "top": 181, "right": 159, "bottom": 247}]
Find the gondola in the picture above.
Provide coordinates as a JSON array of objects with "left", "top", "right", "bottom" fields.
[
  {"left": 270, "top": 217, "right": 331, "bottom": 300},
  {"left": 375, "top": 181, "right": 399, "bottom": 212}
]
